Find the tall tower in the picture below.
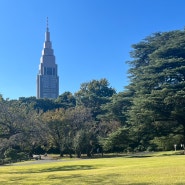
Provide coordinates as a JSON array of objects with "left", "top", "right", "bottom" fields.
[{"left": 37, "top": 18, "right": 59, "bottom": 99}]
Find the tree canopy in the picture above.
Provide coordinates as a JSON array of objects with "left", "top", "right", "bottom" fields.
[
  {"left": 127, "top": 30, "right": 185, "bottom": 150},
  {"left": 75, "top": 78, "right": 116, "bottom": 119}
]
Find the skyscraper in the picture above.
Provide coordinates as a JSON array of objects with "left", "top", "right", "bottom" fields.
[{"left": 37, "top": 18, "right": 59, "bottom": 99}]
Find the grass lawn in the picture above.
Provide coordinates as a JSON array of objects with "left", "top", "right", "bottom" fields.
[{"left": 0, "top": 152, "right": 185, "bottom": 184}]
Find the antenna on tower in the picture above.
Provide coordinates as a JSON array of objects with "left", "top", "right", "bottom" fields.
[{"left": 46, "top": 17, "right": 49, "bottom": 32}]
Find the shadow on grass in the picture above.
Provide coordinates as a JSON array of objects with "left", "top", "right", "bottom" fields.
[
  {"left": 128, "top": 182, "right": 151, "bottom": 185},
  {"left": 161, "top": 151, "right": 182, "bottom": 156},
  {"left": 61, "top": 173, "right": 153, "bottom": 185},
  {"left": 10, "top": 165, "right": 96, "bottom": 174},
  {"left": 92, "top": 152, "right": 153, "bottom": 159},
  {"left": 90, "top": 152, "right": 155, "bottom": 159},
  {"left": 46, "top": 173, "right": 152, "bottom": 184},
  {"left": 38, "top": 165, "right": 95, "bottom": 173},
  {"left": 127, "top": 155, "right": 152, "bottom": 158},
  {"left": 95, "top": 151, "right": 182, "bottom": 159}
]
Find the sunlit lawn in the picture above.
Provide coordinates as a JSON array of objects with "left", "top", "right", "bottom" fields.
[{"left": 0, "top": 152, "right": 185, "bottom": 184}]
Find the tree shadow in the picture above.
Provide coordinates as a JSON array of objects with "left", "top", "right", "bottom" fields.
[
  {"left": 10, "top": 165, "right": 96, "bottom": 174},
  {"left": 127, "top": 155, "right": 152, "bottom": 158},
  {"left": 71, "top": 173, "right": 153, "bottom": 185},
  {"left": 38, "top": 165, "right": 96, "bottom": 173}
]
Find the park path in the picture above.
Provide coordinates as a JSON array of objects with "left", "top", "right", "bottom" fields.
[
  {"left": 9, "top": 155, "right": 86, "bottom": 166},
  {"left": 9, "top": 155, "right": 62, "bottom": 166}
]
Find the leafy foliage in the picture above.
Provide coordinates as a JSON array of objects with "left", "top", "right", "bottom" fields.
[
  {"left": 127, "top": 30, "right": 185, "bottom": 149},
  {"left": 75, "top": 78, "right": 116, "bottom": 119}
]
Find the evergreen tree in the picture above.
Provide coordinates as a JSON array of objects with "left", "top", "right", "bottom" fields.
[
  {"left": 75, "top": 78, "right": 116, "bottom": 119},
  {"left": 127, "top": 30, "right": 185, "bottom": 149}
]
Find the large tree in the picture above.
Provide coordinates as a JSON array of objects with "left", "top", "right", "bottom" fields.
[
  {"left": 75, "top": 78, "right": 116, "bottom": 119},
  {"left": 0, "top": 100, "right": 48, "bottom": 159},
  {"left": 41, "top": 108, "right": 67, "bottom": 156},
  {"left": 127, "top": 30, "right": 185, "bottom": 149},
  {"left": 19, "top": 96, "right": 58, "bottom": 112},
  {"left": 100, "top": 91, "right": 133, "bottom": 125},
  {"left": 42, "top": 106, "right": 95, "bottom": 157},
  {"left": 55, "top": 91, "right": 76, "bottom": 109}
]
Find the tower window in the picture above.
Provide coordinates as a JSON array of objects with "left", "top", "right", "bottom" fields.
[
  {"left": 47, "top": 67, "right": 52, "bottom": 75},
  {"left": 53, "top": 68, "right": 55, "bottom": 75},
  {"left": 44, "top": 67, "right": 47, "bottom": 75}
]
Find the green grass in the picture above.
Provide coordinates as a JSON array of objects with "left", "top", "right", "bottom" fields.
[{"left": 0, "top": 152, "right": 185, "bottom": 184}]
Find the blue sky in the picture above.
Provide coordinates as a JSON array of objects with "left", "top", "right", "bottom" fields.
[{"left": 1, "top": 0, "right": 185, "bottom": 99}]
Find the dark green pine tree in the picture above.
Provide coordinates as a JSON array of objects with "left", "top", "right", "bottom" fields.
[{"left": 127, "top": 30, "right": 185, "bottom": 148}]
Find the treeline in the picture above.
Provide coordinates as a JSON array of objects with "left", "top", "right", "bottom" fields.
[
  {"left": 0, "top": 79, "right": 121, "bottom": 162},
  {"left": 1, "top": 29, "right": 185, "bottom": 162}
]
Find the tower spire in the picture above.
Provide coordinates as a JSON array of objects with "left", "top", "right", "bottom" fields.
[
  {"left": 45, "top": 17, "right": 50, "bottom": 41},
  {"left": 46, "top": 17, "right": 49, "bottom": 32}
]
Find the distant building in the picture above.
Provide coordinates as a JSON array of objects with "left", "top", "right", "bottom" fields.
[{"left": 37, "top": 18, "right": 59, "bottom": 99}]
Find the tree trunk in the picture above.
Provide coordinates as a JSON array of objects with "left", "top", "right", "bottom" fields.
[
  {"left": 76, "top": 151, "right": 81, "bottom": 158},
  {"left": 59, "top": 150, "right": 63, "bottom": 157}
]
